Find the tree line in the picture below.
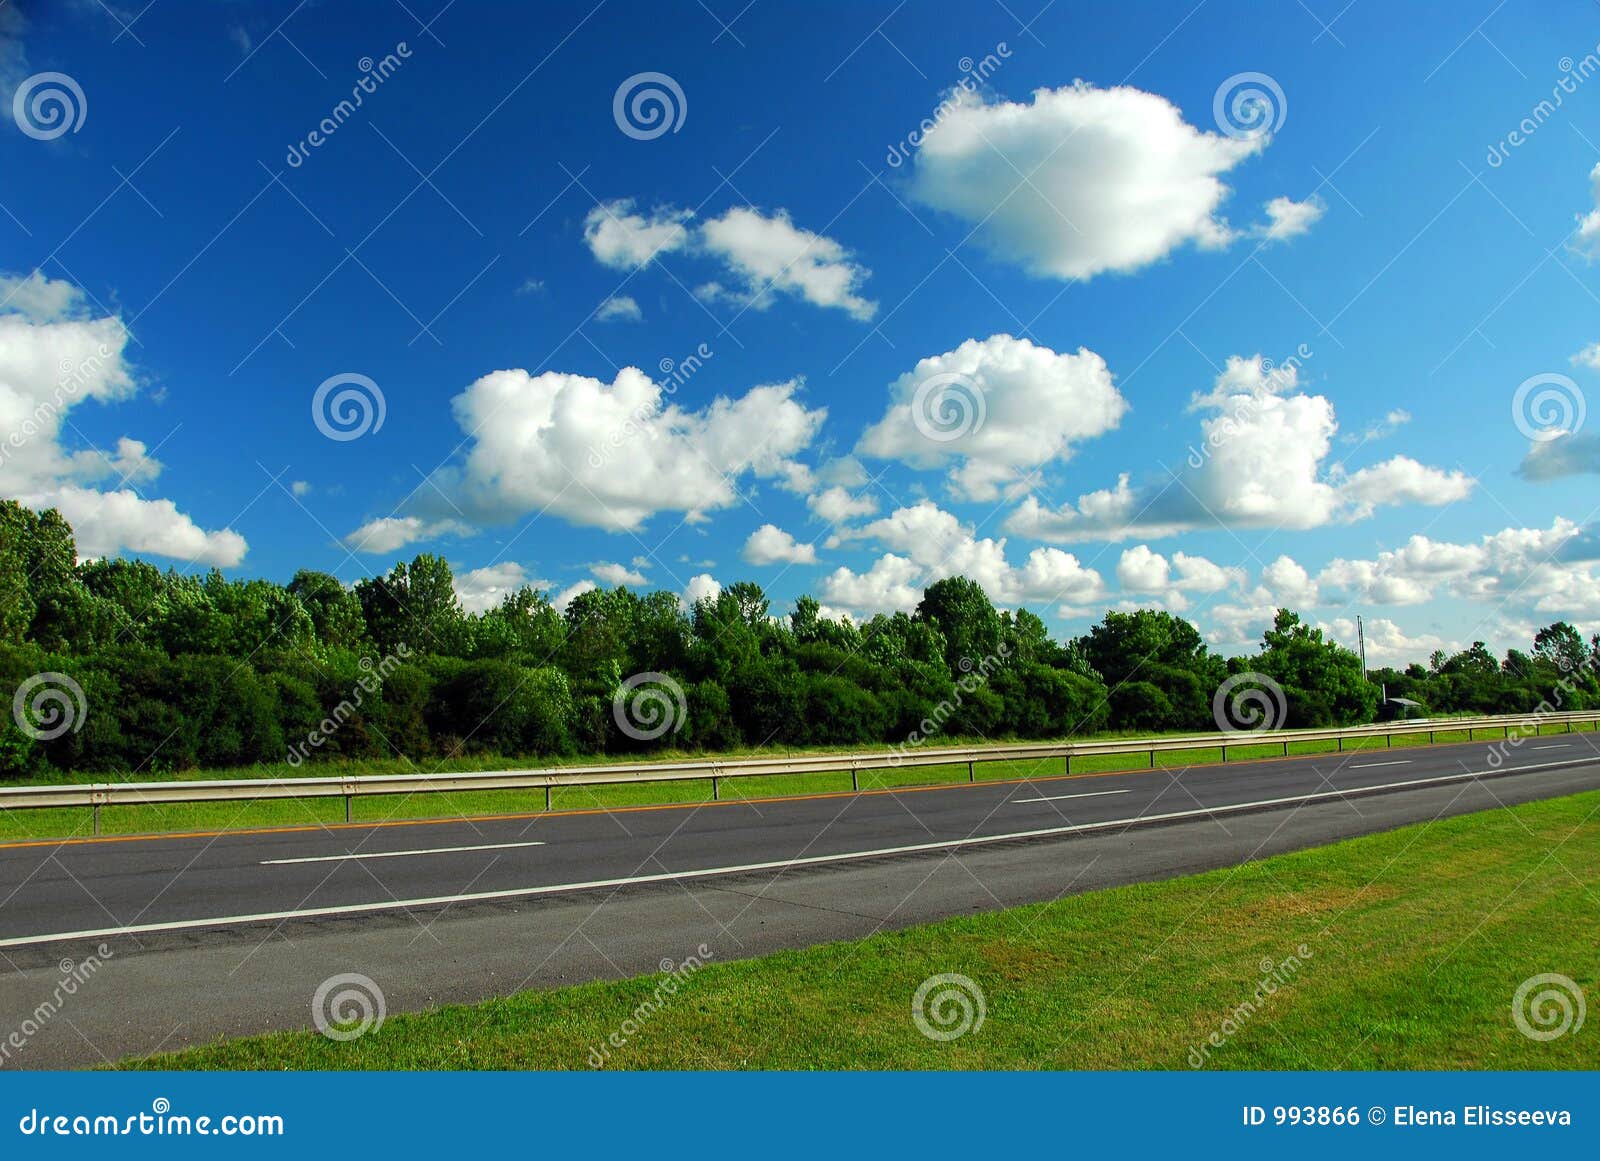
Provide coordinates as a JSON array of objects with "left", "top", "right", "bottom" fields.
[{"left": 1, "top": 499, "right": 1596, "bottom": 778}]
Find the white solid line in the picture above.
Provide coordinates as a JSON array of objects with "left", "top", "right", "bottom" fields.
[
  {"left": 1533, "top": 744, "right": 1570, "bottom": 750},
  {"left": 2, "top": 757, "right": 1594, "bottom": 948},
  {"left": 1010, "top": 789, "right": 1134, "bottom": 804},
  {"left": 1348, "top": 760, "right": 1412, "bottom": 769},
  {"left": 260, "top": 840, "right": 545, "bottom": 866}
]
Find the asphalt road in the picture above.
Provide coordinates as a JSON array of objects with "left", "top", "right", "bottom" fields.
[{"left": 2, "top": 733, "right": 1597, "bottom": 1067}]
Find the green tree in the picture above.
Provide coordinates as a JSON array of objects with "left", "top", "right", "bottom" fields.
[
  {"left": 1252, "top": 609, "right": 1377, "bottom": 726},
  {"left": 288, "top": 570, "right": 367, "bottom": 650},
  {"left": 915, "top": 576, "right": 1002, "bottom": 676}
]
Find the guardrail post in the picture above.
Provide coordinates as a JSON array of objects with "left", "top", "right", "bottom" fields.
[
  {"left": 1220, "top": 744, "right": 1227, "bottom": 763},
  {"left": 712, "top": 774, "right": 720, "bottom": 801},
  {"left": 344, "top": 795, "right": 352, "bottom": 823},
  {"left": 545, "top": 786, "right": 552, "bottom": 812},
  {"left": 967, "top": 760, "right": 975, "bottom": 783},
  {"left": 1282, "top": 740, "right": 1288, "bottom": 756},
  {"left": 93, "top": 803, "right": 100, "bottom": 836},
  {"left": 1148, "top": 749, "right": 1154, "bottom": 768},
  {"left": 1337, "top": 736, "right": 1344, "bottom": 752}
]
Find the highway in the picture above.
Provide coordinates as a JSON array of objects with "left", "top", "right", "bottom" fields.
[{"left": 2, "top": 733, "right": 1598, "bottom": 1067}]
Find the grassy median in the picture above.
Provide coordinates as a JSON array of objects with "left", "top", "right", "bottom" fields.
[
  {"left": 5, "top": 719, "right": 1593, "bottom": 844},
  {"left": 131, "top": 788, "right": 1600, "bottom": 1070}
]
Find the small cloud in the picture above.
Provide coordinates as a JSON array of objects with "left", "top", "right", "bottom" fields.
[
  {"left": 290, "top": 480, "right": 312, "bottom": 497},
  {"left": 742, "top": 523, "right": 818, "bottom": 565},
  {"left": 595, "top": 294, "right": 642, "bottom": 322},
  {"left": 1571, "top": 342, "right": 1600, "bottom": 370},
  {"left": 592, "top": 560, "right": 648, "bottom": 585},
  {"left": 1254, "top": 195, "right": 1325, "bottom": 241},
  {"left": 516, "top": 277, "right": 546, "bottom": 296}
]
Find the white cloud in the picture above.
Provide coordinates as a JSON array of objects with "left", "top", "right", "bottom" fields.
[
  {"left": 1260, "top": 555, "right": 1319, "bottom": 607},
  {"left": 742, "top": 523, "right": 818, "bottom": 565},
  {"left": 682, "top": 572, "right": 721, "bottom": 608},
  {"left": 823, "top": 499, "right": 1104, "bottom": 617},
  {"left": 0, "top": 271, "right": 247, "bottom": 566},
  {"left": 592, "top": 560, "right": 648, "bottom": 585},
  {"left": 856, "top": 334, "right": 1127, "bottom": 500},
  {"left": 1520, "top": 432, "right": 1600, "bottom": 480},
  {"left": 454, "top": 561, "right": 534, "bottom": 613},
  {"left": 290, "top": 480, "right": 312, "bottom": 497},
  {"left": 809, "top": 484, "right": 878, "bottom": 524},
  {"left": 582, "top": 200, "right": 692, "bottom": 269},
  {"left": 412, "top": 367, "right": 824, "bottom": 533},
  {"left": 1316, "top": 557, "right": 1432, "bottom": 606},
  {"left": 818, "top": 553, "right": 923, "bottom": 615},
  {"left": 1281, "top": 523, "right": 1590, "bottom": 625},
  {"left": 908, "top": 82, "right": 1265, "bottom": 281},
  {"left": 343, "top": 515, "right": 467, "bottom": 555},
  {"left": 595, "top": 294, "right": 642, "bottom": 322},
  {"left": 1322, "top": 616, "right": 1455, "bottom": 667},
  {"left": 1004, "top": 355, "right": 1473, "bottom": 542},
  {"left": 1116, "top": 545, "right": 1170, "bottom": 593},
  {"left": 553, "top": 579, "right": 597, "bottom": 612},
  {"left": 0, "top": 270, "right": 83, "bottom": 321},
  {"left": 1573, "top": 162, "right": 1600, "bottom": 259},
  {"left": 1573, "top": 342, "right": 1600, "bottom": 370},
  {"left": 1113, "top": 545, "right": 1241, "bottom": 610},
  {"left": 1336, "top": 455, "right": 1474, "bottom": 516},
  {"left": 46, "top": 485, "right": 247, "bottom": 566},
  {"left": 582, "top": 201, "right": 875, "bottom": 320},
  {"left": 698, "top": 206, "right": 876, "bottom": 320},
  {"left": 1255, "top": 195, "right": 1324, "bottom": 241},
  {"left": 1172, "top": 551, "right": 1242, "bottom": 593}
]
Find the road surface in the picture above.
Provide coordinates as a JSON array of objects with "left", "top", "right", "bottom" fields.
[{"left": 1, "top": 733, "right": 1596, "bottom": 1067}]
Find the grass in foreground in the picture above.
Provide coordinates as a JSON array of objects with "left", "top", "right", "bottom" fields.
[
  {"left": 6, "top": 720, "right": 1591, "bottom": 844},
  {"left": 133, "top": 788, "right": 1600, "bottom": 1070}
]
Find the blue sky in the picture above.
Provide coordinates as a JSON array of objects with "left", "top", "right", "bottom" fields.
[{"left": 3, "top": 0, "right": 1600, "bottom": 664}]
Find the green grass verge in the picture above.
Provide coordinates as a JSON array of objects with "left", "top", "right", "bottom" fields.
[
  {"left": 131, "top": 789, "right": 1600, "bottom": 1071},
  {"left": 3, "top": 720, "right": 1594, "bottom": 843}
]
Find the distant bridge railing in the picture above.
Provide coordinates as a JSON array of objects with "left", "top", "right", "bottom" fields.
[{"left": 3, "top": 710, "right": 1598, "bottom": 834}]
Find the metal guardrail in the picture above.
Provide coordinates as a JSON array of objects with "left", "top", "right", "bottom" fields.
[{"left": 3, "top": 711, "right": 1598, "bottom": 834}]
